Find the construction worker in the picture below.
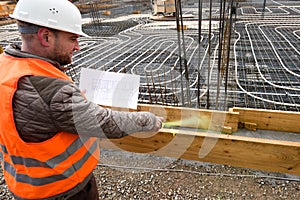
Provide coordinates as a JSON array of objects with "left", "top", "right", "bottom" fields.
[{"left": 0, "top": 0, "right": 163, "bottom": 199}]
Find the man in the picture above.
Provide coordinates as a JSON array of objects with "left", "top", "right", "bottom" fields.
[{"left": 0, "top": 0, "right": 163, "bottom": 199}]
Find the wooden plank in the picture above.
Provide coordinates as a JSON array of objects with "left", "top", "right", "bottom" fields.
[
  {"left": 230, "top": 107, "right": 300, "bottom": 133},
  {"left": 99, "top": 128, "right": 300, "bottom": 176},
  {"left": 137, "top": 104, "right": 239, "bottom": 132},
  {"left": 102, "top": 10, "right": 111, "bottom": 15}
]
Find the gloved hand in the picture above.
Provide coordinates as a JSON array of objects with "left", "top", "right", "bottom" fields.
[{"left": 151, "top": 116, "right": 164, "bottom": 132}]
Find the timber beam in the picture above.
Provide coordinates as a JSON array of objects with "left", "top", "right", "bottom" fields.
[
  {"left": 99, "top": 104, "right": 300, "bottom": 176},
  {"left": 136, "top": 104, "right": 240, "bottom": 133},
  {"left": 230, "top": 107, "right": 300, "bottom": 133},
  {"left": 99, "top": 128, "right": 300, "bottom": 176}
]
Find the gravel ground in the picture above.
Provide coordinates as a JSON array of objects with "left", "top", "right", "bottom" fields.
[{"left": 1, "top": 149, "right": 300, "bottom": 199}]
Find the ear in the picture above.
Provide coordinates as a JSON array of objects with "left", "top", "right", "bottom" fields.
[{"left": 36, "top": 28, "right": 52, "bottom": 47}]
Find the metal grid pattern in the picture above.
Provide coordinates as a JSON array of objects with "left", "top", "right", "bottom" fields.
[
  {"left": 72, "top": 25, "right": 215, "bottom": 107},
  {"left": 1, "top": 0, "right": 300, "bottom": 111},
  {"left": 233, "top": 0, "right": 300, "bottom": 111}
]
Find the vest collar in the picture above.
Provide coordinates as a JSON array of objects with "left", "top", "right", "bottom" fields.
[{"left": 4, "top": 44, "right": 62, "bottom": 70}]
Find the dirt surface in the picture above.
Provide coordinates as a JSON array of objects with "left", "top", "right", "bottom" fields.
[
  {"left": 1, "top": 149, "right": 300, "bottom": 199},
  {"left": 94, "top": 149, "right": 300, "bottom": 199}
]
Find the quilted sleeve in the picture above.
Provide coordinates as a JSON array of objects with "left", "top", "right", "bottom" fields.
[{"left": 50, "top": 82, "right": 159, "bottom": 138}]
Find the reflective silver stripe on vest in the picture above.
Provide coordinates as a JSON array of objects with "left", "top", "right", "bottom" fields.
[
  {"left": 0, "top": 144, "right": 7, "bottom": 162},
  {"left": 11, "top": 173, "right": 93, "bottom": 200},
  {"left": 2, "top": 139, "right": 98, "bottom": 186},
  {"left": 0, "top": 151, "right": 3, "bottom": 162},
  {"left": 3, "top": 137, "right": 90, "bottom": 168}
]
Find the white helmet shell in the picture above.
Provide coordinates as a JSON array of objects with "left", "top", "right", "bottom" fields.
[{"left": 10, "top": 0, "right": 89, "bottom": 37}]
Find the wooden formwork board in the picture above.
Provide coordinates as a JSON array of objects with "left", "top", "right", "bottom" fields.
[
  {"left": 100, "top": 104, "right": 300, "bottom": 175},
  {"left": 136, "top": 104, "right": 239, "bottom": 133},
  {"left": 99, "top": 128, "right": 300, "bottom": 176},
  {"left": 153, "top": 0, "right": 175, "bottom": 14},
  {"left": 230, "top": 107, "right": 300, "bottom": 133},
  {"left": 0, "top": 19, "right": 14, "bottom": 26},
  {"left": 75, "top": 3, "right": 118, "bottom": 14},
  {"left": 0, "top": 4, "right": 15, "bottom": 18}
]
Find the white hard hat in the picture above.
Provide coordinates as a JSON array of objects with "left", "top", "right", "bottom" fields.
[{"left": 10, "top": 0, "right": 89, "bottom": 37}]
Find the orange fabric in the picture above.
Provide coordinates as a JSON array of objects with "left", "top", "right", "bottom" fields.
[{"left": 0, "top": 54, "right": 99, "bottom": 199}]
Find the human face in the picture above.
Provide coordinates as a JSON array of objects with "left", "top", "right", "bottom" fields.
[{"left": 51, "top": 31, "right": 80, "bottom": 65}]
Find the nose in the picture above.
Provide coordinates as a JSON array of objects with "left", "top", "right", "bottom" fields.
[{"left": 74, "top": 40, "right": 80, "bottom": 51}]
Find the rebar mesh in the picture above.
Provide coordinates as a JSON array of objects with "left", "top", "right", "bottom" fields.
[{"left": 1, "top": 0, "right": 300, "bottom": 111}]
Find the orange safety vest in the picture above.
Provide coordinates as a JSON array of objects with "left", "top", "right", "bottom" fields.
[{"left": 0, "top": 54, "right": 100, "bottom": 199}]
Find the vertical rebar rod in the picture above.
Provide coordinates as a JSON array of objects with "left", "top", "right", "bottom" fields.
[
  {"left": 170, "top": 67, "right": 176, "bottom": 106},
  {"left": 145, "top": 72, "right": 153, "bottom": 104},
  {"left": 224, "top": 0, "right": 235, "bottom": 108},
  {"left": 90, "top": 2, "right": 102, "bottom": 33},
  {"left": 178, "top": 0, "right": 191, "bottom": 107},
  {"left": 197, "top": 0, "right": 203, "bottom": 108},
  {"left": 163, "top": 65, "right": 168, "bottom": 105},
  {"left": 150, "top": 68, "right": 158, "bottom": 103},
  {"left": 216, "top": 0, "right": 226, "bottom": 110},
  {"left": 157, "top": 71, "right": 164, "bottom": 105},
  {"left": 206, "top": 0, "right": 213, "bottom": 109},
  {"left": 174, "top": 0, "right": 185, "bottom": 106},
  {"left": 262, "top": 0, "right": 267, "bottom": 18}
]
